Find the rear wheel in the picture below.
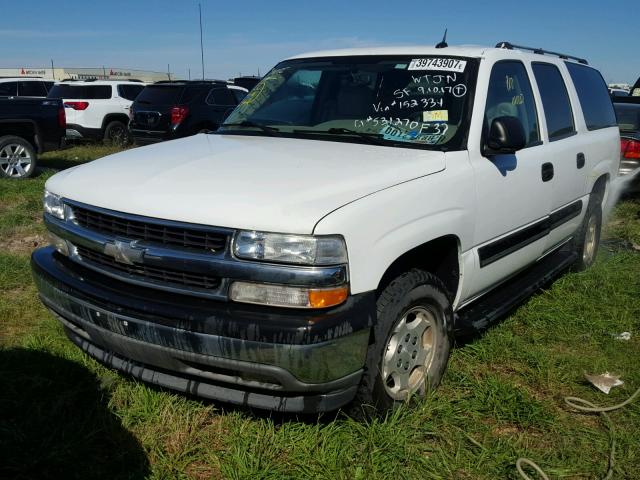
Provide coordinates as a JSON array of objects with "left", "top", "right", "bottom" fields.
[
  {"left": 353, "top": 270, "right": 453, "bottom": 416},
  {"left": 103, "top": 121, "right": 130, "bottom": 146},
  {"left": 571, "top": 197, "right": 602, "bottom": 271},
  {"left": 0, "top": 136, "right": 37, "bottom": 179}
]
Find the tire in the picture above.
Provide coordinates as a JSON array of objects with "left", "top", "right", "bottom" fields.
[
  {"left": 0, "top": 135, "right": 37, "bottom": 179},
  {"left": 352, "top": 270, "right": 454, "bottom": 416},
  {"left": 571, "top": 197, "right": 602, "bottom": 272},
  {"left": 103, "top": 121, "right": 130, "bottom": 146}
]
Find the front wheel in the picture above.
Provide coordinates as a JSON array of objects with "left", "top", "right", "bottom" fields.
[
  {"left": 0, "top": 136, "right": 37, "bottom": 179},
  {"left": 353, "top": 270, "right": 453, "bottom": 415}
]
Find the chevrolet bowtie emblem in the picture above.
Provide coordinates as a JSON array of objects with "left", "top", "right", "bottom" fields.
[{"left": 104, "top": 240, "right": 145, "bottom": 265}]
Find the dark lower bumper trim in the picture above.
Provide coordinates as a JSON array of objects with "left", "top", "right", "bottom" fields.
[{"left": 61, "top": 324, "right": 357, "bottom": 413}]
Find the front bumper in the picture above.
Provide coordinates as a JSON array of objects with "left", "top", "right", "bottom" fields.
[{"left": 32, "top": 247, "right": 374, "bottom": 412}]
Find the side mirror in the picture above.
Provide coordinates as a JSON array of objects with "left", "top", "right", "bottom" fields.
[{"left": 483, "top": 116, "right": 526, "bottom": 156}]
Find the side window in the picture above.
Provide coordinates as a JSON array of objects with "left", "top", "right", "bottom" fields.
[
  {"left": 43, "top": 82, "right": 54, "bottom": 93},
  {"left": 231, "top": 89, "right": 247, "bottom": 103},
  {"left": 485, "top": 61, "right": 540, "bottom": 148},
  {"left": 532, "top": 63, "right": 575, "bottom": 140},
  {"left": 565, "top": 62, "right": 616, "bottom": 130},
  {"left": 206, "top": 88, "right": 236, "bottom": 106},
  {"left": 118, "top": 84, "right": 144, "bottom": 101},
  {"left": 0, "top": 81, "right": 18, "bottom": 96},
  {"left": 18, "top": 81, "right": 48, "bottom": 97}
]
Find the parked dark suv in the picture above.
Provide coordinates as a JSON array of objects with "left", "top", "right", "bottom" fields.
[{"left": 129, "top": 81, "right": 248, "bottom": 144}]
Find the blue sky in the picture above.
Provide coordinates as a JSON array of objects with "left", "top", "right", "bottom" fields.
[{"left": 0, "top": 0, "right": 636, "bottom": 83}]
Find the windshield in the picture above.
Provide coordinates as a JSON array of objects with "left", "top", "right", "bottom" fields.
[{"left": 220, "top": 55, "right": 478, "bottom": 150}]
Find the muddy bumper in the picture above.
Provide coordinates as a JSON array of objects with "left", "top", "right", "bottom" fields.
[{"left": 31, "top": 247, "right": 374, "bottom": 413}]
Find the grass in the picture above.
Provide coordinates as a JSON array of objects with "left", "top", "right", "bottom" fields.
[{"left": 1, "top": 145, "right": 639, "bottom": 479}]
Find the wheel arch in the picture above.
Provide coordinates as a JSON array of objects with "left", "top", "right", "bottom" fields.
[
  {"left": 376, "top": 234, "right": 461, "bottom": 302},
  {"left": 101, "top": 113, "right": 130, "bottom": 131}
]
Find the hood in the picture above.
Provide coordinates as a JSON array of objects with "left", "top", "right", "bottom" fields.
[{"left": 46, "top": 134, "right": 445, "bottom": 233}]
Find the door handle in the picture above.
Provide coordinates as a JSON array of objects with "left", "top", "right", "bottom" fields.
[
  {"left": 541, "top": 162, "right": 554, "bottom": 182},
  {"left": 576, "top": 152, "right": 585, "bottom": 169}
]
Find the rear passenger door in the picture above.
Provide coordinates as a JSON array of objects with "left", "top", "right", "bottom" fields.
[
  {"left": 530, "top": 62, "right": 586, "bottom": 249},
  {"left": 467, "top": 60, "right": 552, "bottom": 299}
]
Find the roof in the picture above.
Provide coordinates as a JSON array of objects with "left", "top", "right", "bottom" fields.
[
  {"left": 287, "top": 45, "right": 490, "bottom": 60},
  {"left": 287, "top": 44, "right": 590, "bottom": 65}
]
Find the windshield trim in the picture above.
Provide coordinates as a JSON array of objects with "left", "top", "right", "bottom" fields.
[{"left": 219, "top": 55, "right": 479, "bottom": 152}]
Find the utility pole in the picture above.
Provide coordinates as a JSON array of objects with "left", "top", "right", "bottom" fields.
[
  {"left": 199, "top": 3, "right": 205, "bottom": 80},
  {"left": 50, "top": 59, "right": 55, "bottom": 81},
  {"left": 167, "top": 64, "right": 171, "bottom": 81},
  {"left": 188, "top": 68, "right": 191, "bottom": 80}
]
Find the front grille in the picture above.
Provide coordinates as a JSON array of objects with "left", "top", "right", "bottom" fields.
[
  {"left": 71, "top": 205, "right": 228, "bottom": 252},
  {"left": 76, "top": 246, "right": 221, "bottom": 291}
]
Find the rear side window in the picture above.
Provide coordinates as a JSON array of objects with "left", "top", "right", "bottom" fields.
[
  {"left": 206, "top": 88, "right": 236, "bottom": 106},
  {"left": 531, "top": 63, "right": 575, "bottom": 140},
  {"left": 485, "top": 61, "right": 540, "bottom": 147},
  {"left": 118, "top": 84, "right": 145, "bottom": 101},
  {"left": 18, "top": 81, "right": 48, "bottom": 97},
  {"left": 48, "top": 85, "right": 112, "bottom": 99},
  {"left": 135, "top": 85, "right": 182, "bottom": 104},
  {"left": 0, "top": 81, "right": 18, "bottom": 96},
  {"left": 565, "top": 62, "right": 616, "bottom": 130}
]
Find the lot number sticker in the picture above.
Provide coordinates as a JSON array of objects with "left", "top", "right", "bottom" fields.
[{"left": 408, "top": 58, "right": 467, "bottom": 72}]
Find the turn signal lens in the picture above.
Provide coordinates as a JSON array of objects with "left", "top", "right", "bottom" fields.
[
  {"left": 229, "top": 282, "right": 349, "bottom": 309},
  {"left": 308, "top": 286, "right": 349, "bottom": 308}
]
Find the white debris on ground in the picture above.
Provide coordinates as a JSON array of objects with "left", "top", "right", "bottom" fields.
[
  {"left": 585, "top": 372, "right": 624, "bottom": 394},
  {"left": 612, "top": 332, "right": 632, "bottom": 341}
]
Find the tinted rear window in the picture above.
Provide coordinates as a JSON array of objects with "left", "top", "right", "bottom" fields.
[
  {"left": 135, "top": 85, "right": 183, "bottom": 104},
  {"left": 118, "top": 84, "right": 145, "bottom": 101},
  {"left": 0, "top": 81, "right": 17, "bottom": 96},
  {"left": 614, "top": 103, "right": 640, "bottom": 132},
  {"left": 48, "top": 84, "right": 112, "bottom": 99},
  {"left": 565, "top": 62, "right": 616, "bottom": 130},
  {"left": 532, "top": 63, "right": 575, "bottom": 140},
  {"left": 18, "top": 81, "right": 48, "bottom": 97}
]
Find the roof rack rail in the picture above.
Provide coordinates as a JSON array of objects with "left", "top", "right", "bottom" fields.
[{"left": 495, "top": 41, "right": 588, "bottom": 65}]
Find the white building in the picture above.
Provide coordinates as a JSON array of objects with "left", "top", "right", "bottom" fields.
[{"left": 0, "top": 67, "right": 176, "bottom": 83}]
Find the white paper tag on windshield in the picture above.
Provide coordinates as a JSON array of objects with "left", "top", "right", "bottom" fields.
[{"left": 408, "top": 58, "right": 467, "bottom": 72}]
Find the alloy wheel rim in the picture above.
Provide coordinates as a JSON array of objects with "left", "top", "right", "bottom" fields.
[
  {"left": 0, "top": 143, "right": 32, "bottom": 178},
  {"left": 108, "top": 125, "right": 127, "bottom": 145},
  {"left": 583, "top": 214, "right": 597, "bottom": 264},
  {"left": 382, "top": 306, "right": 436, "bottom": 400}
]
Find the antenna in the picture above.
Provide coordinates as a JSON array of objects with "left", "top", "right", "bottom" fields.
[
  {"left": 199, "top": 3, "right": 205, "bottom": 80},
  {"left": 435, "top": 28, "right": 448, "bottom": 49}
]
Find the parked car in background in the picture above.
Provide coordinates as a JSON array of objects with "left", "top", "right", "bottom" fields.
[
  {"left": 0, "top": 77, "right": 54, "bottom": 98},
  {"left": 613, "top": 99, "right": 640, "bottom": 192},
  {"left": 128, "top": 80, "right": 248, "bottom": 145},
  {"left": 631, "top": 76, "right": 640, "bottom": 97},
  {"left": 0, "top": 96, "right": 65, "bottom": 178},
  {"left": 230, "top": 76, "right": 261, "bottom": 91},
  {"left": 47, "top": 80, "right": 145, "bottom": 145},
  {"left": 609, "top": 87, "right": 629, "bottom": 98},
  {"left": 34, "top": 43, "right": 619, "bottom": 413}
]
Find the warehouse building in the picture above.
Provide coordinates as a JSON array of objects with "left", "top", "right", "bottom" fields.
[{"left": 0, "top": 67, "right": 174, "bottom": 83}]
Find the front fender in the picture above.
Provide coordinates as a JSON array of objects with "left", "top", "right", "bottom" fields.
[{"left": 313, "top": 152, "right": 475, "bottom": 296}]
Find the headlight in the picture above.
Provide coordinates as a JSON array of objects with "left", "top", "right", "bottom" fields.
[
  {"left": 233, "top": 231, "right": 347, "bottom": 265},
  {"left": 43, "top": 191, "right": 64, "bottom": 219}
]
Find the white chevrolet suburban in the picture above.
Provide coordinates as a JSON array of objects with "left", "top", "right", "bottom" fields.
[{"left": 33, "top": 43, "right": 619, "bottom": 414}]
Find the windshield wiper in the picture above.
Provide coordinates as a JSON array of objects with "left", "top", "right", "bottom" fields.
[
  {"left": 292, "top": 127, "right": 388, "bottom": 146},
  {"left": 221, "top": 120, "right": 281, "bottom": 135}
]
